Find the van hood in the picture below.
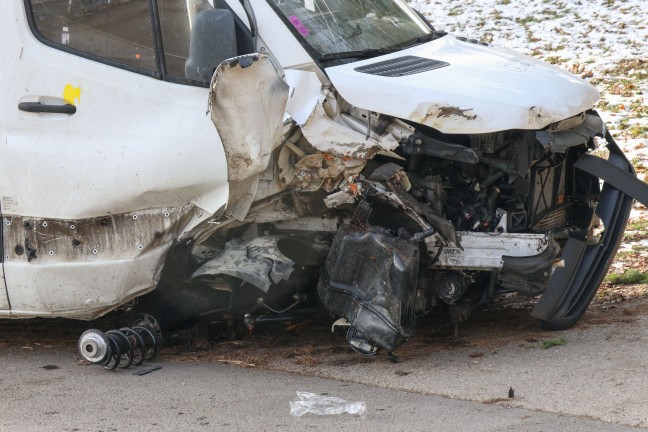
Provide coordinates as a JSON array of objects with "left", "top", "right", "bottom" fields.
[{"left": 325, "top": 36, "right": 599, "bottom": 134}]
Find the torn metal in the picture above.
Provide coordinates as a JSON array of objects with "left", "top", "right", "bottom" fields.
[
  {"left": 209, "top": 54, "right": 289, "bottom": 221},
  {"left": 6, "top": 0, "right": 648, "bottom": 360},
  {"left": 168, "top": 92, "right": 647, "bottom": 355}
]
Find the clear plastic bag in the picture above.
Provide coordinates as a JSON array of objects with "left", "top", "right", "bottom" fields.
[{"left": 289, "top": 391, "right": 367, "bottom": 417}]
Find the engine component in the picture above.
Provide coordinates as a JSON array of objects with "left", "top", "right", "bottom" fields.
[
  {"left": 346, "top": 326, "right": 378, "bottom": 356},
  {"left": 78, "top": 314, "right": 161, "bottom": 370},
  {"left": 318, "top": 222, "right": 419, "bottom": 353},
  {"left": 400, "top": 132, "right": 479, "bottom": 164},
  {"left": 435, "top": 272, "right": 467, "bottom": 304}
]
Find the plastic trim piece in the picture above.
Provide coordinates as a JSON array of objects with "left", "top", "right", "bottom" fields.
[
  {"left": 18, "top": 102, "right": 76, "bottom": 114},
  {"left": 532, "top": 131, "right": 637, "bottom": 329},
  {"left": 354, "top": 56, "right": 449, "bottom": 77}
]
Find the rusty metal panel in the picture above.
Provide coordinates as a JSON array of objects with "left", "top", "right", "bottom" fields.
[{"left": 1, "top": 206, "right": 200, "bottom": 318}]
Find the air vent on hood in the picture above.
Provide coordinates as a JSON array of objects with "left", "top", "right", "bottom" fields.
[{"left": 354, "top": 56, "right": 450, "bottom": 77}]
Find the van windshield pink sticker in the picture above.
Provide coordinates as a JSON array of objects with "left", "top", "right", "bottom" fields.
[{"left": 289, "top": 16, "right": 310, "bottom": 36}]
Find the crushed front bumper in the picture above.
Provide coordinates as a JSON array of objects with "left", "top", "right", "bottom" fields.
[{"left": 533, "top": 131, "right": 646, "bottom": 329}]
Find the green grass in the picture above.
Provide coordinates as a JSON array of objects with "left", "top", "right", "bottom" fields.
[
  {"left": 627, "top": 220, "right": 648, "bottom": 231},
  {"left": 596, "top": 100, "right": 621, "bottom": 113},
  {"left": 515, "top": 16, "right": 539, "bottom": 24},
  {"left": 616, "top": 119, "right": 647, "bottom": 139},
  {"left": 615, "top": 250, "right": 637, "bottom": 259},
  {"left": 544, "top": 56, "right": 564, "bottom": 65},
  {"left": 628, "top": 99, "right": 648, "bottom": 118},
  {"left": 627, "top": 125, "right": 648, "bottom": 139},
  {"left": 605, "top": 269, "right": 648, "bottom": 285},
  {"left": 540, "top": 338, "right": 567, "bottom": 349},
  {"left": 447, "top": 6, "right": 464, "bottom": 16},
  {"left": 623, "top": 230, "right": 647, "bottom": 242}
]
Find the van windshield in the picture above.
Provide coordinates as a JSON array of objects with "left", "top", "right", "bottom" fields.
[{"left": 267, "top": 0, "right": 432, "bottom": 60}]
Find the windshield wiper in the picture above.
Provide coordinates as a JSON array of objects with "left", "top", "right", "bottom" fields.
[
  {"left": 320, "top": 48, "right": 399, "bottom": 62},
  {"left": 393, "top": 31, "right": 440, "bottom": 50},
  {"left": 319, "top": 32, "right": 441, "bottom": 62}
]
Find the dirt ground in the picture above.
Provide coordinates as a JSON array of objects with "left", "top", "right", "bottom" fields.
[
  {"left": 2, "top": 201, "right": 646, "bottom": 370},
  {"left": 2, "top": 277, "right": 647, "bottom": 372}
]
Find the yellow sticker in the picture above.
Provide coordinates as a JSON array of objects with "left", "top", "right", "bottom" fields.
[{"left": 63, "top": 84, "right": 81, "bottom": 105}]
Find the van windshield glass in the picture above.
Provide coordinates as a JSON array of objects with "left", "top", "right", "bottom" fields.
[{"left": 267, "top": 0, "right": 431, "bottom": 59}]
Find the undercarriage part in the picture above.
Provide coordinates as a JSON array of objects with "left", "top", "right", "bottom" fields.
[
  {"left": 346, "top": 326, "right": 378, "bottom": 356},
  {"left": 498, "top": 239, "right": 560, "bottom": 296},
  {"left": 318, "top": 223, "right": 419, "bottom": 353},
  {"left": 427, "top": 231, "right": 550, "bottom": 270},
  {"left": 77, "top": 314, "right": 161, "bottom": 370},
  {"left": 410, "top": 227, "right": 437, "bottom": 243},
  {"left": 192, "top": 236, "right": 295, "bottom": 293},
  {"left": 243, "top": 307, "right": 323, "bottom": 332},
  {"left": 435, "top": 272, "right": 467, "bottom": 304},
  {"left": 528, "top": 153, "right": 567, "bottom": 230},
  {"left": 449, "top": 303, "right": 472, "bottom": 338},
  {"left": 532, "top": 205, "right": 570, "bottom": 232}
]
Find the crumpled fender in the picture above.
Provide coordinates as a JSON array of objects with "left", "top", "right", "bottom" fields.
[{"left": 209, "top": 54, "right": 289, "bottom": 221}]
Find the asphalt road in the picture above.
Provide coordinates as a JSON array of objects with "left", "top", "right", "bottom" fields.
[{"left": 0, "top": 345, "right": 643, "bottom": 432}]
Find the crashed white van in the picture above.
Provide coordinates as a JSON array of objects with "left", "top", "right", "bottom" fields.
[{"left": 2, "top": 0, "right": 647, "bottom": 354}]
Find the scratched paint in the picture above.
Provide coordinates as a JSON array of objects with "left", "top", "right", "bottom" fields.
[
  {"left": 1, "top": 206, "right": 200, "bottom": 318},
  {"left": 63, "top": 84, "right": 81, "bottom": 105}
]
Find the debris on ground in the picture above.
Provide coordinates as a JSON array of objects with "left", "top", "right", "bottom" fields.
[{"left": 289, "top": 391, "right": 366, "bottom": 417}]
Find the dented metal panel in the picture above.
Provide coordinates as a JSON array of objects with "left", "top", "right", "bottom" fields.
[
  {"left": 209, "top": 54, "right": 289, "bottom": 220},
  {"left": 2, "top": 207, "right": 201, "bottom": 318},
  {"left": 1, "top": 1, "right": 230, "bottom": 318},
  {"left": 326, "top": 36, "right": 599, "bottom": 134},
  {"left": 300, "top": 94, "right": 400, "bottom": 158},
  {"left": 284, "top": 69, "right": 322, "bottom": 126}
]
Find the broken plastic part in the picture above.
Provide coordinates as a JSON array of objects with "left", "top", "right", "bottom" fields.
[
  {"left": 318, "top": 223, "right": 418, "bottom": 352},
  {"left": 289, "top": 391, "right": 366, "bottom": 417}
]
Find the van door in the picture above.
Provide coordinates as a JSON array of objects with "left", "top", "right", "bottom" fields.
[{"left": 0, "top": 0, "right": 231, "bottom": 318}]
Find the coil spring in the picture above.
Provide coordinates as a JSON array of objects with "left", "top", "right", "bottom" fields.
[{"left": 78, "top": 314, "right": 162, "bottom": 370}]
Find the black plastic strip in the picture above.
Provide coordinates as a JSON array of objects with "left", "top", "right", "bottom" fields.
[
  {"left": 18, "top": 102, "right": 76, "bottom": 114},
  {"left": 149, "top": 0, "right": 167, "bottom": 80},
  {"left": 0, "top": 204, "right": 10, "bottom": 310},
  {"left": 575, "top": 154, "right": 648, "bottom": 207},
  {"left": 132, "top": 365, "right": 162, "bottom": 376},
  {"left": 531, "top": 133, "right": 634, "bottom": 328},
  {"left": 531, "top": 236, "right": 587, "bottom": 320}
]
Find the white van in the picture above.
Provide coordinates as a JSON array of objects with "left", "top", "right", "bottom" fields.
[{"left": 1, "top": 0, "right": 646, "bottom": 354}]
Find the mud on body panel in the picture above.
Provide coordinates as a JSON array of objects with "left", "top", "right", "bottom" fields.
[{"left": 2, "top": 206, "right": 201, "bottom": 318}]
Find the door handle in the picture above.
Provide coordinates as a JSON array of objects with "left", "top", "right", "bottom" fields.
[{"left": 18, "top": 102, "right": 77, "bottom": 114}]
